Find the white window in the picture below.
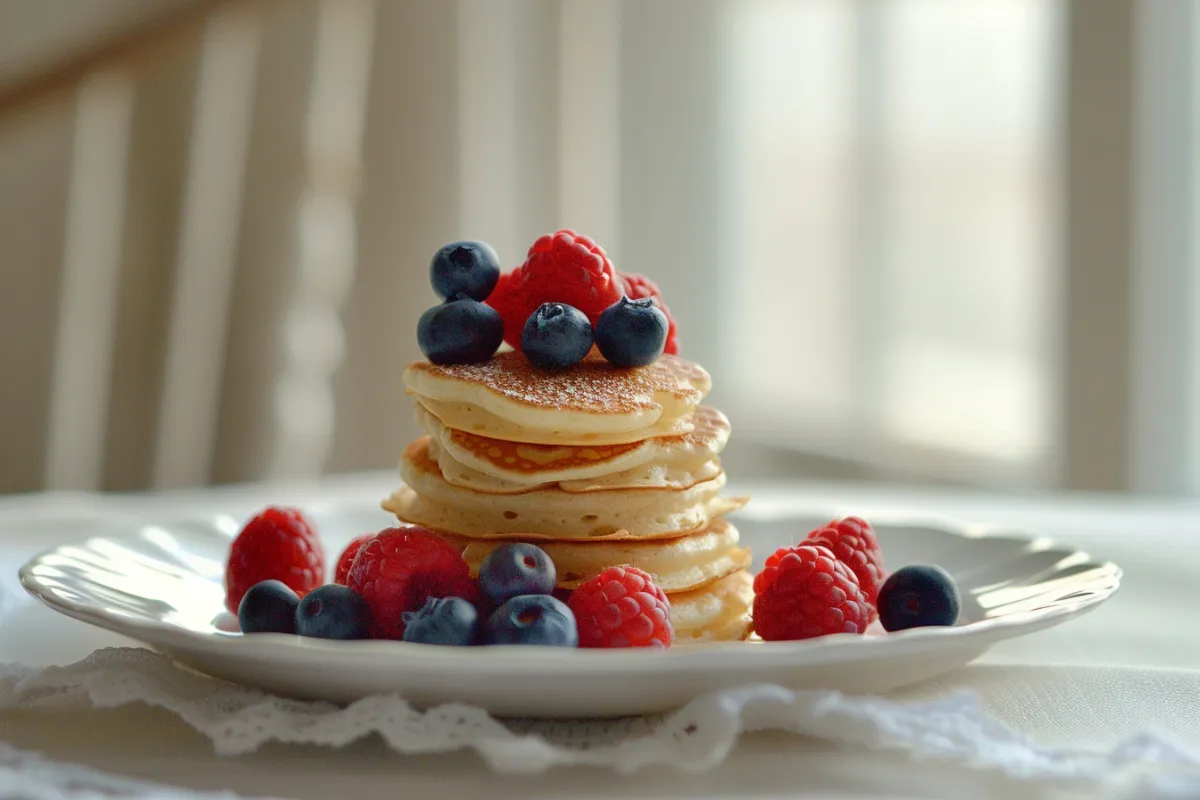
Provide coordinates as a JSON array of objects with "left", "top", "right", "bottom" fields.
[{"left": 624, "top": 1, "right": 1061, "bottom": 486}]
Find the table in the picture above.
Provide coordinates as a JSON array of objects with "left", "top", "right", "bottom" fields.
[{"left": 0, "top": 473, "right": 1198, "bottom": 799}]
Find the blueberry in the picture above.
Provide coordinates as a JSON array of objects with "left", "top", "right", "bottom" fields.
[
  {"left": 594, "top": 296, "right": 668, "bottom": 368},
  {"left": 402, "top": 596, "right": 479, "bottom": 646},
  {"left": 430, "top": 240, "right": 501, "bottom": 302},
  {"left": 417, "top": 295, "right": 504, "bottom": 365},
  {"left": 238, "top": 580, "right": 299, "bottom": 634},
  {"left": 295, "top": 584, "right": 371, "bottom": 640},
  {"left": 483, "top": 594, "right": 578, "bottom": 647},
  {"left": 478, "top": 543, "right": 557, "bottom": 606},
  {"left": 521, "top": 303, "right": 594, "bottom": 371},
  {"left": 877, "top": 564, "right": 961, "bottom": 632}
]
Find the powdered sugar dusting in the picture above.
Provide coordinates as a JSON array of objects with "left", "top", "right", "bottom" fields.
[{"left": 410, "top": 352, "right": 710, "bottom": 414}]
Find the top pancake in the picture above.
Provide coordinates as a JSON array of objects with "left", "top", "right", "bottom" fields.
[{"left": 404, "top": 351, "right": 711, "bottom": 446}]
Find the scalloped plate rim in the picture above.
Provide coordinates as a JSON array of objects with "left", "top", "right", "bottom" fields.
[{"left": 17, "top": 504, "right": 1122, "bottom": 677}]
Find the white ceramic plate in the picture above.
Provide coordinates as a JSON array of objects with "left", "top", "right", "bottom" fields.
[{"left": 18, "top": 502, "right": 1120, "bottom": 718}]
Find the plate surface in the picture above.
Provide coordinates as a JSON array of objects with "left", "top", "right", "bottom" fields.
[{"left": 18, "top": 502, "right": 1121, "bottom": 717}]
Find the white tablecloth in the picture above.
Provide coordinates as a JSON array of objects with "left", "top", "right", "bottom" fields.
[{"left": 0, "top": 474, "right": 1198, "bottom": 799}]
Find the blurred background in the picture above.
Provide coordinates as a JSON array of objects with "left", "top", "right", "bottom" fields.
[{"left": 0, "top": 0, "right": 1192, "bottom": 497}]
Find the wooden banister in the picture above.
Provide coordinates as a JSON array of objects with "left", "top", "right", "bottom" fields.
[{"left": 0, "top": 0, "right": 271, "bottom": 120}]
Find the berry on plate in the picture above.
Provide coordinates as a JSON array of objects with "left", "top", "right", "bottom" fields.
[
  {"left": 877, "top": 564, "right": 961, "bottom": 631},
  {"left": 417, "top": 295, "right": 505, "bottom": 366},
  {"left": 237, "top": 579, "right": 300, "bottom": 634},
  {"left": 402, "top": 596, "right": 480, "bottom": 646},
  {"left": 619, "top": 272, "right": 678, "bottom": 355},
  {"left": 478, "top": 543, "right": 557, "bottom": 607},
  {"left": 430, "top": 240, "right": 501, "bottom": 302},
  {"left": 225, "top": 507, "right": 325, "bottom": 614},
  {"left": 484, "top": 594, "right": 578, "bottom": 647},
  {"left": 521, "top": 303, "right": 594, "bottom": 371},
  {"left": 752, "top": 544, "right": 871, "bottom": 641},
  {"left": 346, "top": 527, "right": 478, "bottom": 640},
  {"left": 334, "top": 534, "right": 374, "bottom": 586},
  {"left": 567, "top": 566, "right": 673, "bottom": 649},
  {"left": 295, "top": 584, "right": 372, "bottom": 640},
  {"left": 804, "top": 516, "right": 887, "bottom": 616},
  {"left": 486, "top": 229, "right": 624, "bottom": 351},
  {"left": 595, "top": 296, "right": 669, "bottom": 368}
]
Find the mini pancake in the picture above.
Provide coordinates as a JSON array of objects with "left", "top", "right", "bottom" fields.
[
  {"left": 404, "top": 351, "right": 711, "bottom": 446},
  {"left": 438, "top": 519, "right": 750, "bottom": 593},
  {"left": 385, "top": 437, "right": 747, "bottom": 540},
  {"left": 414, "top": 397, "right": 695, "bottom": 447},
  {"left": 427, "top": 437, "right": 723, "bottom": 495},
  {"left": 669, "top": 570, "right": 754, "bottom": 644},
  {"left": 420, "top": 404, "right": 730, "bottom": 493}
]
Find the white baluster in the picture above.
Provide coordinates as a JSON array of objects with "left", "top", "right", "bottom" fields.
[
  {"left": 44, "top": 70, "right": 134, "bottom": 490},
  {"left": 266, "top": 0, "right": 376, "bottom": 480},
  {"left": 152, "top": 6, "right": 261, "bottom": 488}
]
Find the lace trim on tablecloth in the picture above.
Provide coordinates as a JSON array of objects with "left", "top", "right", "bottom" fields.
[{"left": 1, "top": 647, "right": 1199, "bottom": 799}]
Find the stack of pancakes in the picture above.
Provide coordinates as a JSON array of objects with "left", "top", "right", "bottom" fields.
[{"left": 383, "top": 350, "right": 752, "bottom": 643}]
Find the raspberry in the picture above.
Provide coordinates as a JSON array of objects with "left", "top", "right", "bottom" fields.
[
  {"left": 804, "top": 516, "right": 886, "bottom": 616},
  {"left": 333, "top": 533, "right": 374, "bottom": 586},
  {"left": 568, "top": 566, "right": 673, "bottom": 648},
  {"left": 346, "top": 527, "right": 478, "bottom": 640},
  {"left": 225, "top": 507, "right": 325, "bottom": 614},
  {"left": 486, "top": 269, "right": 520, "bottom": 342},
  {"left": 752, "top": 544, "right": 870, "bottom": 641},
  {"left": 619, "top": 272, "right": 678, "bottom": 355},
  {"left": 486, "top": 229, "right": 624, "bottom": 351}
]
